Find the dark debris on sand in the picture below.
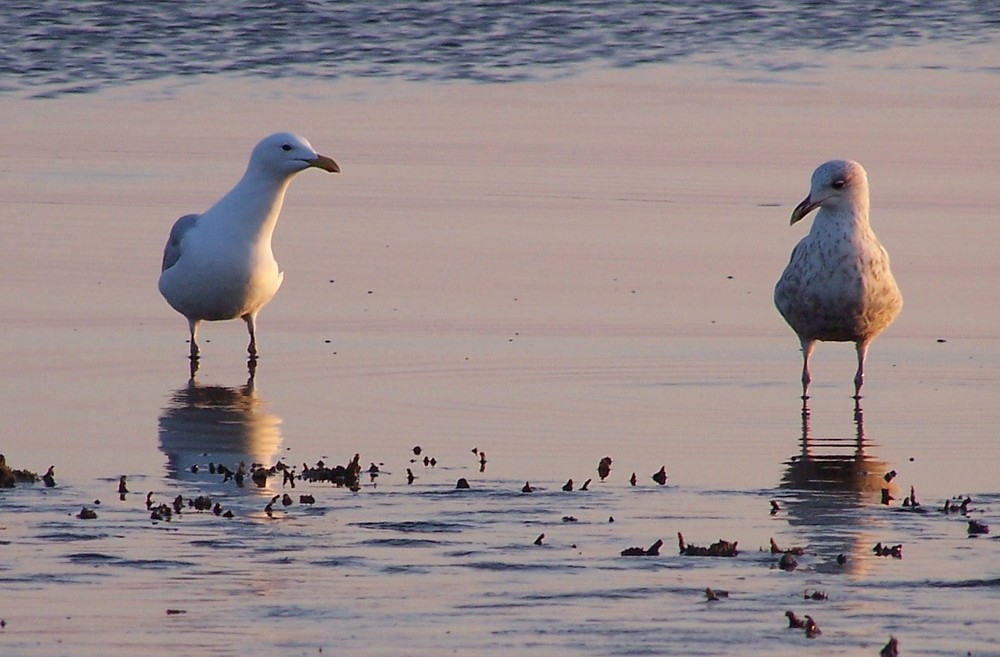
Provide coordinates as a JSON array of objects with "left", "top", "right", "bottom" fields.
[
  {"left": 967, "top": 519, "right": 990, "bottom": 535},
  {"left": 299, "top": 453, "right": 363, "bottom": 490},
  {"left": 769, "top": 537, "right": 805, "bottom": 555},
  {"left": 0, "top": 454, "right": 40, "bottom": 488},
  {"left": 777, "top": 552, "right": 798, "bottom": 571},
  {"left": 784, "top": 610, "right": 820, "bottom": 638},
  {"left": 678, "top": 532, "right": 738, "bottom": 557},
  {"left": 785, "top": 610, "right": 805, "bottom": 628},
  {"left": 705, "top": 587, "right": 729, "bottom": 601},
  {"left": 880, "top": 636, "right": 899, "bottom": 657},
  {"left": 597, "top": 456, "right": 612, "bottom": 481},
  {"left": 941, "top": 495, "right": 972, "bottom": 515},
  {"left": 620, "top": 539, "right": 663, "bottom": 557},
  {"left": 872, "top": 542, "right": 903, "bottom": 558}
]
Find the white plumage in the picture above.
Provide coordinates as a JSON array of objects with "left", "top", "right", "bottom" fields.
[
  {"left": 159, "top": 132, "right": 339, "bottom": 361},
  {"left": 774, "top": 160, "right": 902, "bottom": 399}
]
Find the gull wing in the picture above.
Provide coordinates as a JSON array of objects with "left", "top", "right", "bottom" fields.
[{"left": 161, "top": 213, "right": 200, "bottom": 272}]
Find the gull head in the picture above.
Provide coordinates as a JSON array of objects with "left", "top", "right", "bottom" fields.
[
  {"left": 790, "top": 159, "right": 868, "bottom": 225},
  {"left": 248, "top": 132, "right": 340, "bottom": 179}
]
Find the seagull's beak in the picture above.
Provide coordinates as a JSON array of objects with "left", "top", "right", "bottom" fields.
[
  {"left": 309, "top": 154, "right": 340, "bottom": 173},
  {"left": 790, "top": 194, "right": 819, "bottom": 225}
]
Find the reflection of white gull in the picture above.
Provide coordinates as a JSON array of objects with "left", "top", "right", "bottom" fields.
[
  {"left": 158, "top": 133, "right": 339, "bottom": 360},
  {"left": 774, "top": 160, "right": 902, "bottom": 399},
  {"left": 158, "top": 376, "right": 282, "bottom": 484}
]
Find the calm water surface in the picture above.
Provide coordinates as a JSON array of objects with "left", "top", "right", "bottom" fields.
[
  {"left": 2, "top": 3, "right": 1000, "bottom": 656},
  {"left": 3, "top": 330, "right": 998, "bottom": 656}
]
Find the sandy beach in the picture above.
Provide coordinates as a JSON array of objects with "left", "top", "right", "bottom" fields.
[
  {"left": 2, "top": 53, "right": 999, "bottom": 655},
  {"left": 3, "top": 58, "right": 999, "bottom": 478}
]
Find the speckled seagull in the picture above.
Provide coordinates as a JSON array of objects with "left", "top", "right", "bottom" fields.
[
  {"left": 158, "top": 133, "right": 339, "bottom": 361},
  {"left": 774, "top": 160, "right": 902, "bottom": 399}
]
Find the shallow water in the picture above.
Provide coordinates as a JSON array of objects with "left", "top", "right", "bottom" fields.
[
  {"left": 3, "top": 379, "right": 999, "bottom": 656},
  {"left": 2, "top": 0, "right": 999, "bottom": 97},
  {"left": 2, "top": 13, "right": 1000, "bottom": 657}
]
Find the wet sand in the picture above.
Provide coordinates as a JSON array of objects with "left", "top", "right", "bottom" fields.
[{"left": 1, "top": 56, "right": 999, "bottom": 655}]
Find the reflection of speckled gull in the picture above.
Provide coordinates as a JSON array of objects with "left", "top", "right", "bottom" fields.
[
  {"left": 157, "top": 377, "right": 282, "bottom": 484},
  {"left": 780, "top": 401, "right": 895, "bottom": 577},
  {"left": 782, "top": 402, "right": 892, "bottom": 494},
  {"left": 158, "top": 132, "right": 339, "bottom": 361},
  {"left": 774, "top": 160, "right": 902, "bottom": 399}
]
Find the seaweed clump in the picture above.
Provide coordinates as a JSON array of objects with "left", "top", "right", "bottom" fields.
[
  {"left": 678, "top": 532, "right": 739, "bottom": 557},
  {"left": 620, "top": 539, "right": 663, "bottom": 557},
  {"left": 0, "top": 454, "right": 40, "bottom": 488}
]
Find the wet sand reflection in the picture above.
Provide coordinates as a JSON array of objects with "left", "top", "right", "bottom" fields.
[
  {"left": 779, "top": 401, "right": 897, "bottom": 575},
  {"left": 157, "top": 374, "right": 282, "bottom": 490}
]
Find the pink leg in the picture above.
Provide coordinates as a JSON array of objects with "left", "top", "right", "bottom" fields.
[
  {"left": 800, "top": 338, "right": 815, "bottom": 400},
  {"left": 243, "top": 314, "right": 258, "bottom": 359},
  {"left": 854, "top": 341, "right": 869, "bottom": 400},
  {"left": 188, "top": 318, "right": 201, "bottom": 359}
]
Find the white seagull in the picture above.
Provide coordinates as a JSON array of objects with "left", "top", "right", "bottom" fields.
[
  {"left": 774, "top": 160, "right": 902, "bottom": 399},
  {"left": 159, "top": 132, "right": 339, "bottom": 361}
]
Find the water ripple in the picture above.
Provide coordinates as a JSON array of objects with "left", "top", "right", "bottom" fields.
[
  {"left": 354, "top": 520, "right": 471, "bottom": 533},
  {"left": 1, "top": 0, "right": 997, "bottom": 97},
  {"left": 66, "top": 552, "right": 195, "bottom": 569}
]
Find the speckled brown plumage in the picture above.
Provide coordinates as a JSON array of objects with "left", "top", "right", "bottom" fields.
[{"left": 775, "top": 160, "right": 902, "bottom": 399}]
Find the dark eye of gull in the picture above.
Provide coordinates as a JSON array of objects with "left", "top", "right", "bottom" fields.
[
  {"left": 832, "top": 179, "right": 846, "bottom": 189},
  {"left": 281, "top": 144, "right": 292, "bottom": 151}
]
